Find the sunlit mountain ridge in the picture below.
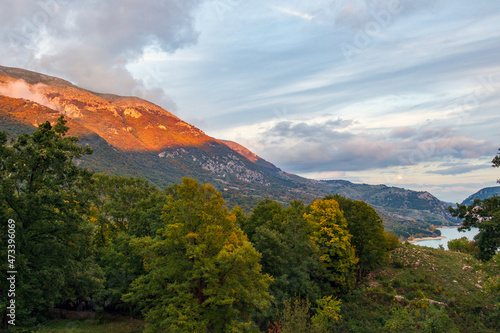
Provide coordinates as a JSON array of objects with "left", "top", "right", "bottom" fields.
[{"left": 0, "top": 65, "right": 459, "bottom": 238}]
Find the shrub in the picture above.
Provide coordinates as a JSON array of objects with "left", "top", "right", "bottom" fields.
[
  {"left": 448, "top": 237, "right": 478, "bottom": 255},
  {"left": 385, "top": 232, "right": 400, "bottom": 251}
]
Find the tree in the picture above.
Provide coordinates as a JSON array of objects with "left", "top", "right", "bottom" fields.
[
  {"left": 447, "top": 236, "right": 478, "bottom": 256},
  {"left": 304, "top": 199, "right": 358, "bottom": 294},
  {"left": 88, "top": 174, "right": 168, "bottom": 312},
  {"left": 90, "top": 173, "right": 166, "bottom": 245},
  {"left": 326, "top": 195, "right": 389, "bottom": 276},
  {"left": 241, "top": 200, "right": 321, "bottom": 307},
  {"left": 0, "top": 117, "right": 103, "bottom": 324},
  {"left": 269, "top": 296, "right": 341, "bottom": 333},
  {"left": 311, "top": 296, "right": 342, "bottom": 332},
  {"left": 449, "top": 149, "right": 500, "bottom": 261},
  {"left": 385, "top": 232, "right": 400, "bottom": 251},
  {"left": 493, "top": 148, "right": 500, "bottom": 183},
  {"left": 123, "top": 178, "right": 272, "bottom": 332}
]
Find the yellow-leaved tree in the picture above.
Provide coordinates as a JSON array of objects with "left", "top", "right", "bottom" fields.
[
  {"left": 304, "top": 199, "right": 358, "bottom": 294},
  {"left": 123, "top": 178, "right": 272, "bottom": 332}
]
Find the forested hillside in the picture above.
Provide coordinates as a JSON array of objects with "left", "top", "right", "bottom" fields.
[{"left": 1, "top": 117, "right": 498, "bottom": 332}]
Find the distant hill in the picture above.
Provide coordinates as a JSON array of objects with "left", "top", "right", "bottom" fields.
[
  {"left": 461, "top": 186, "right": 500, "bottom": 206},
  {"left": 313, "top": 180, "right": 457, "bottom": 238},
  {"left": 0, "top": 65, "right": 458, "bottom": 237}
]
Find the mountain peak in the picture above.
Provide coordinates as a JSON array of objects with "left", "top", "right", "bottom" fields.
[
  {"left": 0, "top": 66, "right": 212, "bottom": 152},
  {"left": 0, "top": 65, "right": 74, "bottom": 87}
]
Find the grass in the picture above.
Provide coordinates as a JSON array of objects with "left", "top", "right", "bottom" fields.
[
  {"left": 22, "top": 314, "right": 145, "bottom": 333},
  {"left": 333, "top": 243, "right": 499, "bottom": 332}
]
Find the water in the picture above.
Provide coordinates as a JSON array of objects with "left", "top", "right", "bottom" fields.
[{"left": 413, "top": 227, "right": 480, "bottom": 249}]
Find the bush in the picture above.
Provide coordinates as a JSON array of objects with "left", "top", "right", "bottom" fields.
[
  {"left": 385, "top": 232, "right": 400, "bottom": 251},
  {"left": 448, "top": 237, "right": 478, "bottom": 255}
]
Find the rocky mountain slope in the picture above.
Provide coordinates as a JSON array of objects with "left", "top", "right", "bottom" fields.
[
  {"left": 461, "top": 186, "right": 500, "bottom": 206},
  {"left": 316, "top": 180, "right": 456, "bottom": 225},
  {"left": 0, "top": 65, "right": 457, "bottom": 235}
]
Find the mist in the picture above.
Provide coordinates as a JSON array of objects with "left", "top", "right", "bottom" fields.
[{"left": 0, "top": 79, "right": 59, "bottom": 110}]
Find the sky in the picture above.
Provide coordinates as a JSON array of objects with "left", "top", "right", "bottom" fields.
[{"left": 1, "top": 0, "right": 499, "bottom": 202}]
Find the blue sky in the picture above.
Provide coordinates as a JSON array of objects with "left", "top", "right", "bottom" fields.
[{"left": 2, "top": 0, "right": 499, "bottom": 202}]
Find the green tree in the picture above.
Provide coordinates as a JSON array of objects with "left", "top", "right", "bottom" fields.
[
  {"left": 90, "top": 173, "right": 166, "bottom": 245},
  {"left": 493, "top": 148, "right": 500, "bottom": 183},
  {"left": 449, "top": 150, "right": 500, "bottom": 261},
  {"left": 326, "top": 195, "right": 389, "bottom": 276},
  {"left": 311, "top": 295, "right": 342, "bottom": 332},
  {"left": 383, "top": 306, "right": 459, "bottom": 333},
  {"left": 95, "top": 232, "right": 144, "bottom": 313},
  {"left": 269, "top": 296, "right": 341, "bottom": 333},
  {"left": 89, "top": 174, "right": 168, "bottom": 313},
  {"left": 447, "top": 236, "right": 478, "bottom": 256},
  {"left": 385, "top": 232, "right": 400, "bottom": 251},
  {"left": 269, "top": 298, "right": 312, "bottom": 333},
  {"left": 241, "top": 199, "right": 286, "bottom": 240},
  {"left": 241, "top": 200, "right": 321, "bottom": 307},
  {"left": 123, "top": 178, "right": 272, "bottom": 332},
  {"left": 0, "top": 117, "right": 103, "bottom": 325},
  {"left": 304, "top": 199, "right": 358, "bottom": 294}
]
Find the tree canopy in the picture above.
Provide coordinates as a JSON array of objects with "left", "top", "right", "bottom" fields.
[
  {"left": 304, "top": 199, "right": 358, "bottom": 294},
  {"left": 325, "top": 195, "right": 389, "bottom": 275},
  {"left": 494, "top": 148, "right": 500, "bottom": 183},
  {"left": 241, "top": 199, "right": 321, "bottom": 308},
  {"left": 123, "top": 178, "right": 272, "bottom": 332},
  {"left": 0, "top": 117, "right": 103, "bottom": 324}
]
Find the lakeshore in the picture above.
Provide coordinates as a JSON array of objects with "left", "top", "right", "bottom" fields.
[
  {"left": 408, "top": 226, "right": 462, "bottom": 243},
  {"left": 408, "top": 236, "right": 446, "bottom": 243},
  {"left": 412, "top": 226, "right": 480, "bottom": 249}
]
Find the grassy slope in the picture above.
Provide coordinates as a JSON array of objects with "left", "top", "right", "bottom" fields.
[{"left": 335, "top": 244, "right": 499, "bottom": 332}]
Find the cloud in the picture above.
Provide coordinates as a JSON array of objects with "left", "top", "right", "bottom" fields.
[
  {"left": 273, "top": 7, "right": 314, "bottom": 21},
  {"left": 0, "top": 79, "right": 59, "bottom": 110},
  {"left": 307, "top": 0, "right": 438, "bottom": 31},
  {"left": 426, "top": 163, "right": 489, "bottom": 175},
  {"left": 256, "top": 120, "right": 496, "bottom": 173},
  {"left": 0, "top": 0, "right": 203, "bottom": 111},
  {"left": 266, "top": 119, "right": 354, "bottom": 143},
  {"left": 390, "top": 126, "right": 417, "bottom": 139}
]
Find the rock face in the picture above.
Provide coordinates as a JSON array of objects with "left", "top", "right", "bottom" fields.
[{"left": 219, "top": 140, "right": 280, "bottom": 172}]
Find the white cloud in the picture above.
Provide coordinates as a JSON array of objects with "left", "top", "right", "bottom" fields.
[
  {"left": 0, "top": 0, "right": 204, "bottom": 111},
  {"left": 0, "top": 79, "right": 59, "bottom": 110},
  {"left": 272, "top": 7, "right": 314, "bottom": 21}
]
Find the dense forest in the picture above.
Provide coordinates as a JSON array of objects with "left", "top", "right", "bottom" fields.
[{"left": 1, "top": 118, "right": 499, "bottom": 332}]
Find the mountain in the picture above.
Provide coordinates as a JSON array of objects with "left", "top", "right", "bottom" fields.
[
  {"left": 316, "top": 180, "right": 457, "bottom": 226},
  {"left": 0, "top": 65, "right": 457, "bottom": 236},
  {"left": 219, "top": 140, "right": 280, "bottom": 172},
  {"left": 461, "top": 186, "right": 500, "bottom": 206},
  {"left": 0, "top": 65, "right": 324, "bottom": 205}
]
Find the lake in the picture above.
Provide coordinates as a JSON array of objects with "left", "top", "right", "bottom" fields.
[{"left": 413, "top": 227, "right": 480, "bottom": 249}]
